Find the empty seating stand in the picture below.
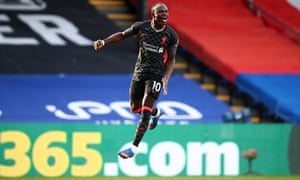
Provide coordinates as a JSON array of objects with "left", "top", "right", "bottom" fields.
[{"left": 147, "top": 0, "right": 300, "bottom": 123}]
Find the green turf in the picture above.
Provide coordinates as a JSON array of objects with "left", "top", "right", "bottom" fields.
[{"left": 1, "top": 176, "right": 300, "bottom": 180}]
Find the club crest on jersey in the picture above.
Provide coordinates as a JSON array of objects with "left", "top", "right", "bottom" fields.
[
  {"left": 161, "top": 36, "right": 167, "bottom": 44},
  {"left": 141, "top": 33, "right": 148, "bottom": 37}
]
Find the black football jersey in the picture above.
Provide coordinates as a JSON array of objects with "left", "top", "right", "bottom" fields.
[{"left": 124, "top": 20, "right": 179, "bottom": 81}]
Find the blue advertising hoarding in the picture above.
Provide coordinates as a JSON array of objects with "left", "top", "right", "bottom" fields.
[{"left": 0, "top": 75, "right": 230, "bottom": 124}]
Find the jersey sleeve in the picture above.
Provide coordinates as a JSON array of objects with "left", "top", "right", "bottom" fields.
[
  {"left": 122, "top": 21, "right": 143, "bottom": 37},
  {"left": 168, "top": 30, "right": 179, "bottom": 56}
]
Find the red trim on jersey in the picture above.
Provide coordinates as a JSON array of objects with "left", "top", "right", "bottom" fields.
[{"left": 163, "top": 50, "right": 168, "bottom": 64}]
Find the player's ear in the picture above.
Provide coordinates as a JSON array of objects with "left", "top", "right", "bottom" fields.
[{"left": 151, "top": 8, "right": 155, "bottom": 17}]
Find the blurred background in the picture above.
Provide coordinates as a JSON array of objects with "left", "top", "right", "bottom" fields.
[{"left": 0, "top": 0, "right": 300, "bottom": 178}]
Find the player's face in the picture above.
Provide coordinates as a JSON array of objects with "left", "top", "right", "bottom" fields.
[{"left": 153, "top": 5, "right": 169, "bottom": 26}]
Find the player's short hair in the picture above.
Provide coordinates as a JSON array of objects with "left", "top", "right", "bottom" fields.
[{"left": 151, "top": 2, "right": 167, "bottom": 16}]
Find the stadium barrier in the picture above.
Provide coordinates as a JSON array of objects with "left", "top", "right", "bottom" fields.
[{"left": 1, "top": 123, "right": 299, "bottom": 177}]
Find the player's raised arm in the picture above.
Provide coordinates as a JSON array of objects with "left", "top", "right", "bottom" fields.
[{"left": 93, "top": 31, "right": 128, "bottom": 50}]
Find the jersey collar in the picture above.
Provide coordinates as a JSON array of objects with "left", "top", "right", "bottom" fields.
[{"left": 151, "top": 19, "right": 166, "bottom": 32}]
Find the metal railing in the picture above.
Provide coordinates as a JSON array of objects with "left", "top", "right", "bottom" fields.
[{"left": 244, "top": 0, "right": 300, "bottom": 44}]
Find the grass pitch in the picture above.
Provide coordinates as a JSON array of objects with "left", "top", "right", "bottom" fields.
[{"left": 2, "top": 176, "right": 300, "bottom": 180}]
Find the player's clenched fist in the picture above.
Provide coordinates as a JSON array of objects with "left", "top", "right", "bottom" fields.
[{"left": 93, "top": 40, "right": 105, "bottom": 50}]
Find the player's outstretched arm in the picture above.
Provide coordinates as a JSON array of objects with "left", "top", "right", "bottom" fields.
[{"left": 94, "top": 32, "right": 127, "bottom": 50}]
